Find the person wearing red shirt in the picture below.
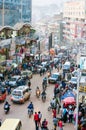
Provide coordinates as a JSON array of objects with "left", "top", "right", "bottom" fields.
[
  {"left": 58, "top": 119, "right": 63, "bottom": 130},
  {"left": 34, "top": 112, "right": 39, "bottom": 130}
]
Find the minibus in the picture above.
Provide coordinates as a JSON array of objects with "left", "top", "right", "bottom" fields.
[{"left": 0, "top": 118, "right": 22, "bottom": 130}]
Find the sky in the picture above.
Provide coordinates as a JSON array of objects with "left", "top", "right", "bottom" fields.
[{"left": 32, "top": 0, "right": 64, "bottom": 6}]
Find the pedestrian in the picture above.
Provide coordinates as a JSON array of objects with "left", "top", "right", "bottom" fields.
[
  {"left": 40, "top": 69, "right": 42, "bottom": 76},
  {"left": 58, "top": 119, "right": 63, "bottom": 130},
  {"left": 68, "top": 108, "right": 73, "bottom": 123},
  {"left": 0, "top": 119, "right": 2, "bottom": 127},
  {"left": 41, "top": 118, "right": 48, "bottom": 130},
  {"left": 34, "top": 112, "right": 39, "bottom": 130},
  {"left": 53, "top": 117, "right": 59, "bottom": 130},
  {"left": 28, "top": 80, "right": 31, "bottom": 88},
  {"left": 38, "top": 111, "right": 42, "bottom": 127},
  {"left": 7, "top": 86, "right": 11, "bottom": 95}
]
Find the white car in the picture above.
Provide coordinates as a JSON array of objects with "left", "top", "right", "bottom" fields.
[
  {"left": 69, "top": 77, "right": 77, "bottom": 85},
  {"left": 48, "top": 72, "right": 61, "bottom": 84},
  {"left": 8, "top": 75, "right": 21, "bottom": 88}
]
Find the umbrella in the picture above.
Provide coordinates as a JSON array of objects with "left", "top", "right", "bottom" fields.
[
  {"left": 61, "top": 90, "right": 75, "bottom": 100},
  {"left": 62, "top": 97, "right": 76, "bottom": 105}
]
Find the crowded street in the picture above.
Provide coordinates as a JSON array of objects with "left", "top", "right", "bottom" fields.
[
  {"left": 0, "top": 68, "right": 74, "bottom": 130},
  {"left": 0, "top": 0, "right": 86, "bottom": 130}
]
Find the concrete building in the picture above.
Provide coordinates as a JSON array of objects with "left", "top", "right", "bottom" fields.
[
  {"left": 63, "top": 0, "right": 86, "bottom": 44},
  {"left": 0, "top": 0, "right": 32, "bottom": 26}
]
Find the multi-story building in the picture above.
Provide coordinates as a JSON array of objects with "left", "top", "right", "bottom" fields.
[
  {"left": 63, "top": 0, "right": 86, "bottom": 44},
  {"left": 0, "top": 0, "right": 32, "bottom": 26}
]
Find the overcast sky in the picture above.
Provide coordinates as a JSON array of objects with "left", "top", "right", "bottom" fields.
[{"left": 32, "top": 0, "right": 64, "bottom": 6}]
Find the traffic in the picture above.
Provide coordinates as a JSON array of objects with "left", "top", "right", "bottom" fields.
[{"left": 0, "top": 44, "right": 86, "bottom": 130}]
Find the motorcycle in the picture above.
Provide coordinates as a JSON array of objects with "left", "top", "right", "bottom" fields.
[
  {"left": 41, "top": 95, "right": 46, "bottom": 102},
  {"left": 28, "top": 108, "right": 33, "bottom": 118},
  {"left": 36, "top": 89, "right": 40, "bottom": 98},
  {"left": 42, "top": 81, "right": 47, "bottom": 91},
  {"left": 4, "top": 105, "right": 10, "bottom": 114}
]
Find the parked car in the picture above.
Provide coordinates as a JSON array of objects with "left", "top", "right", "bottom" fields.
[
  {"left": 21, "top": 70, "right": 33, "bottom": 79},
  {"left": 48, "top": 72, "right": 62, "bottom": 84},
  {"left": 69, "top": 77, "right": 77, "bottom": 86}
]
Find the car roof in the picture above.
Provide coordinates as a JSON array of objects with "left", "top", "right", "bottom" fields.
[
  {"left": 71, "top": 77, "right": 77, "bottom": 79},
  {"left": 80, "top": 76, "right": 86, "bottom": 84},
  {"left": 64, "top": 61, "right": 70, "bottom": 65},
  {"left": 52, "top": 72, "right": 60, "bottom": 75},
  {"left": 21, "top": 70, "right": 31, "bottom": 73},
  {"left": 11, "top": 75, "right": 21, "bottom": 78},
  {"left": 13, "top": 85, "right": 28, "bottom": 91}
]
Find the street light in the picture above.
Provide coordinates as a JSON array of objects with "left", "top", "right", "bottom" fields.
[
  {"left": 2, "top": 0, "right": 5, "bottom": 26},
  {"left": 76, "top": 66, "right": 81, "bottom": 130},
  {"left": 38, "top": 40, "right": 40, "bottom": 62}
]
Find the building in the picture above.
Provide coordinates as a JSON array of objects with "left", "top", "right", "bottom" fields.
[
  {"left": 63, "top": 0, "right": 86, "bottom": 44},
  {"left": 0, "top": 0, "right": 32, "bottom": 26}
]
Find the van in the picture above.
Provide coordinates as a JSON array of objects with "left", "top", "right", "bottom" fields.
[
  {"left": 11, "top": 85, "right": 30, "bottom": 103},
  {"left": 0, "top": 87, "right": 6, "bottom": 102},
  {"left": 63, "top": 61, "right": 70, "bottom": 73},
  {"left": 0, "top": 118, "right": 22, "bottom": 130}
]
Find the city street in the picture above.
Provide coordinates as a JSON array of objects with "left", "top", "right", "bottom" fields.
[{"left": 0, "top": 69, "right": 74, "bottom": 130}]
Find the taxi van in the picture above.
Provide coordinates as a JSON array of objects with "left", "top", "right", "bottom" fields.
[
  {"left": 11, "top": 85, "right": 30, "bottom": 103},
  {"left": 0, "top": 118, "right": 22, "bottom": 130}
]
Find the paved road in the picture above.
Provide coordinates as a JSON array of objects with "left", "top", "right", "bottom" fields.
[{"left": 0, "top": 70, "right": 74, "bottom": 130}]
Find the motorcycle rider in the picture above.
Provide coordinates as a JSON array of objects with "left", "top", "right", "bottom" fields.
[
  {"left": 27, "top": 102, "right": 34, "bottom": 114},
  {"left": 4, "top": 101, "right": 10, "bottom": 112},
  {"left": 41, "top": 90, "right": 46, "bottom": 101},
  {"left": 42, "top": 77, "right": 47, "bottom": 90},
  {"left": 43, "top": 77, "right": 47, "bottom": 84}
]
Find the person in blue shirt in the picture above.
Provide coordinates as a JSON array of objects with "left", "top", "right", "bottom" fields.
[{"left": 28, "top": 102, "right": 34, "bottom": 109}]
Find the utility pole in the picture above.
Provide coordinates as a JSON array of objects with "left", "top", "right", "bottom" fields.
[
  {"left": 2, "top": 0, "right": 5, "bottom": 26},
  {"left": 76, "top": 67, "right": 80, "bottom": 130},
  {"left": 21, "top": 0, "right": 23, "bottom": 22},
  {"left": 38, "top": 40, "right": 40, "bottom": 62}
]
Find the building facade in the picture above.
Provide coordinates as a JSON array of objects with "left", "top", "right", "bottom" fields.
[
  {"left": 63, "top": 0, "right": 86, "bottom": 44},
  {"left": 0, "top": 0, "right": 32, "bottom": 26}
]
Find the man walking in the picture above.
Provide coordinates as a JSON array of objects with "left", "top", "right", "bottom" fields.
[{"left": 34, "top": 112, "right": 39, "bottom": 130}]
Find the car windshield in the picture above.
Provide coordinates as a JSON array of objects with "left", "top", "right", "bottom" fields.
[
  {"left": 51, "top": 74, "right": 58, "bottom": 78},
  {"left": 63, "top": 65, "right": 70, "bottom": 69},
  {"left": 10, "top": 78, "right": 17, "bottom": 81},
  {"left": 12, "top": 91, "right": 22, "bottom": 96},
  {"left": 71, "top": 78, "right": 77, "bottom": 82},
  {"left": 22, "top": 72, "right": 28, "bottom": 75}
]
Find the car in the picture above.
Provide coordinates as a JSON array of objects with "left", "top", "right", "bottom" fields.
[
  {"left": 11, "top": 85, "right": 30, "bottom": 103},
  {"left": 21, "top": 70, "right": 33, "bottom": 79},
  {"left": 41, "top": 61, "right": 47, "bottom": 67},
  {"left": 63, "top": 61, "right": 71, "bottom": 73},
  {"left": 5, "top": 75, "right": 21, "bottom": 88},
  {"left": 48, "top": 72, "right": 61, "bottom": 84},
  {"left": 36, "top": 65, "right": 46, "bottom": 73},
  {"left": 69, "top": 77, "right": 77, "bottom": 85}
]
